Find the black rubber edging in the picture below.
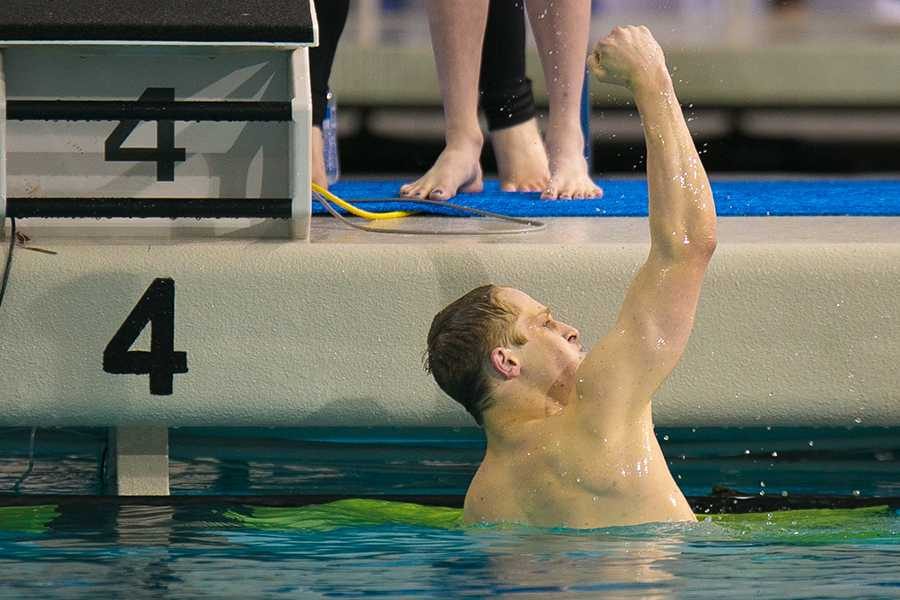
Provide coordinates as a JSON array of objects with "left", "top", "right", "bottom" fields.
[{"left": 0, "top": 494, "right": 897, "bottom": 514}]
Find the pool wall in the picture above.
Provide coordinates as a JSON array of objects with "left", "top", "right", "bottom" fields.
[{"left": 0, "top": 216, "right": 897, "bottom": 429}]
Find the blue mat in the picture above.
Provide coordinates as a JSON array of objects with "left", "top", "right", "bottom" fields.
[{"left": 321, "top": 179, "right": 900, "bottom": 217}]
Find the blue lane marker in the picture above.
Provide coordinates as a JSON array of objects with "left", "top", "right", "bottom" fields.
[{"left": 322, "top": 179, "right": 900, "bottom": 217}]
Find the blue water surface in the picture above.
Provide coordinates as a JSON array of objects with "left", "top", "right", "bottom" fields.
[
  {"left": 0, "top": 502, "right": 896, "bottom": 599},
  {"left": 0, "top": 427, "right": 897, "bottom": 598}
]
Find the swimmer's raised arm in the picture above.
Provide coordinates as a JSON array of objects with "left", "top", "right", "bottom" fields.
[{"left": 576, "top": 27, "right": 717, "bottom": 432}]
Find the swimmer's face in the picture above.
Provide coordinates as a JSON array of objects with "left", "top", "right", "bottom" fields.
[{"left": 496, "top": 288, "right": 587, "bottom": 398}]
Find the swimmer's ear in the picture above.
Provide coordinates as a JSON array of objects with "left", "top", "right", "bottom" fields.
[{"left": 490, "top": 347, "right": 520, "bottom": 380}]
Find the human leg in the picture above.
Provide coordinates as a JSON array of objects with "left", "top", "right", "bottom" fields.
[
  {"left": 480, "top": 0, "right": 549, "bottom": 193},
  {"left": 309, "top": 0, "right": 350, "bottom": 190},
  {"left": 525, "top": 0, "right": 602, "bottom": 199},
  {"left": 400, "top": 0, "right": 488, "bottom": 200}
]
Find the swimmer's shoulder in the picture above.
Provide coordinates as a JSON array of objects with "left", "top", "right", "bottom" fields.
[
  {"left": 463, "top": 436, "right": 572, "bottom": 526},
  {"left": 463, "top": 460, "right": 520, "bottom": 525}
]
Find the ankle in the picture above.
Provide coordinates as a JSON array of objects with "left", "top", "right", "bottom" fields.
[
  {"left": 445, "top": 127, "right": 484, "bottom": 152},
  {"left": 546, "top": 128, "right": 586, "bottom": 158}
]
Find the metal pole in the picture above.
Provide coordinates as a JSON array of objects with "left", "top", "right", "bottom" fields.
[{"left": 0, "top": 50, "right": 7, "bottom": 227}]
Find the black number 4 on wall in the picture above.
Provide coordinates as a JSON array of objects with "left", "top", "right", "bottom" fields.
[{"left": 103, "top": 278, "right": 188, "bottom": 395}]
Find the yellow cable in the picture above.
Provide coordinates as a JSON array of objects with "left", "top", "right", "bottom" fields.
[{"left": 312, "top": 183, "right": 413, "bottom": 220}]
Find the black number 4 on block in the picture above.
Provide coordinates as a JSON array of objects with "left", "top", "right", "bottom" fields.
[
  {"left": 104, "top": 88, "right": 186, "bottom": 182},
  {"left": 103, "top": 278, "right": 188, "bottom": 395}
]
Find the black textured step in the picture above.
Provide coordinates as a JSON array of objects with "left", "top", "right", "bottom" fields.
[
  {"left": 7, "top": 197, "right": 292, "bottom": 219},
  {"left": 0, "top": 0, "right": 314, "bottom": 44}
]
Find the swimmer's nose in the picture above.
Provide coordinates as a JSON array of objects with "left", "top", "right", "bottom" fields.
[{"left": 566, "top": 327, "right": 580, "bottom": 344}]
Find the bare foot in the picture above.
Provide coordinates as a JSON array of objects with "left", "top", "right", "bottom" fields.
[
  {"left": 490, "top": 119, "right": 550, "bottom": 193},
  {"left": 311, "top": 126, "right": 328, "bottom": 191},
  {"left": 543, "top": 126, "right": 603, "bottom": 200},
  {"left": 400, "top": 136, "right": 484, "bottom": 200}
]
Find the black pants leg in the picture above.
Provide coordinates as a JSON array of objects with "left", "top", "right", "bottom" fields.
[
  {"left": 311, "top": 0, "right": 535, "bottom": 131},
  {"left": 310, "top": 0, "right": 351, "bottom": 127},
  {"left": 480, "top": 0, "right": 537, "bottom": 132}
]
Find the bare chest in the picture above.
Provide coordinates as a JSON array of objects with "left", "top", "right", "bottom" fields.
[{"left": 465, "top": 433, "right": 692, "bottom": 528}]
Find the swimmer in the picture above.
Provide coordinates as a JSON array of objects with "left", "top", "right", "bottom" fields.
[{"left": 424, "top": 26, "right": 716, "bottom": 528}]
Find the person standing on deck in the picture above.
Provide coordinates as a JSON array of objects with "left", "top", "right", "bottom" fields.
[
  {"left": 310, "top": 0, "right": 552, "bottom": 195},
  {"left": 401, "top": 0, "right": 602, "bottom": 201},
  {"left": 424, "top": 26, "right": 717, "bottom": 528}
]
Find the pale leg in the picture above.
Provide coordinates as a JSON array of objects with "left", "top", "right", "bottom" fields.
[
  {"left": 491, "top": 118, "right": 549, "bottom": 193},
  {"left": 525, "top": 0, "right": 602, "bottom": 199},
  {"left": 400, "top": 0, "right": 487, "bottom": 200},
  {"left": 311, "top": 126, "right": 327, "bottom": 190}
]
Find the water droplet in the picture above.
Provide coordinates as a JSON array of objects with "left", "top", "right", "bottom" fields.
[
  {"left": 853, "top": 417, "right": 862, "bottom": 424},
  {"left": 852, "top": 489, "right": 861, "bottom": 496},
  {"left": 771, "top": 451, "right": 778, "bottom": 458},
  {"left": 781, "top": 491, "right": 789, "bottom": 497},
  {"left": 662, "top": 434, "right": 670, "bottom": 441},
  {"left": 808, "top": 441, "right": 814, "bottom": 447}
]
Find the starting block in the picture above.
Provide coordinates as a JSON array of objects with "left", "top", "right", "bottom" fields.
[
  {"left": 0, "top": 0, "right": 318, "bottom": 239},
  {"left": 0, "top": 0, "right": 318, "bottom": 495}
]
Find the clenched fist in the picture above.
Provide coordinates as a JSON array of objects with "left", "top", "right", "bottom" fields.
[{"left": 587, "top": 26, "right": 669, "bottom": 92}]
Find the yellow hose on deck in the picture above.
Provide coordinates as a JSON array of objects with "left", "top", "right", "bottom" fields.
[{"left": 312, "top": 183, "right": 413, "bottom": 220}]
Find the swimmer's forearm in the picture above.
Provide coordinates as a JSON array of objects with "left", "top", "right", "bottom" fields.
[{"left": 633, "top": 72, "right": 717, "bottom": 257}]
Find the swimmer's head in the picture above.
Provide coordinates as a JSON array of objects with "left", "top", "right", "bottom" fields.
[
  {"left": 425, "top": 284, "right": 522, "bottom": 426},
  {"left": 425, "top": 285, "right": 585, "bottom": 427}
]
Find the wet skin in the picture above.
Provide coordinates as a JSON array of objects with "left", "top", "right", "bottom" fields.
[
  {"left": 464, "top": 288, "right": 696, "bottom": 529},
  {"left": 458, "top": 26, "right": 717, "bottom": 529}
]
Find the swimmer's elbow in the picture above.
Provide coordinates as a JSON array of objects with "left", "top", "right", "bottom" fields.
[{"left": 651, "top": 235, "right": 716, "bottom": 263}]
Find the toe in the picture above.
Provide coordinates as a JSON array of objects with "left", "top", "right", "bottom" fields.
[{"left": 460, "top": 178, "right": 484, "bottom": 195}]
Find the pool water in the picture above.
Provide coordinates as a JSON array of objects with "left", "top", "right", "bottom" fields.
[
  {"left": 0, "top": 501, "right": 897, "bottom": 598},
  {"left": 0, "top": 426, "right": 897, "bottom": 598}
]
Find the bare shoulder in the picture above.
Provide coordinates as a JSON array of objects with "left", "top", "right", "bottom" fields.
[
  {"left": 463, "top": 460, "right": 523, "bottom": 525},
  {"left": 462, "top": 421, "right": 577, "bottom": 526}
]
